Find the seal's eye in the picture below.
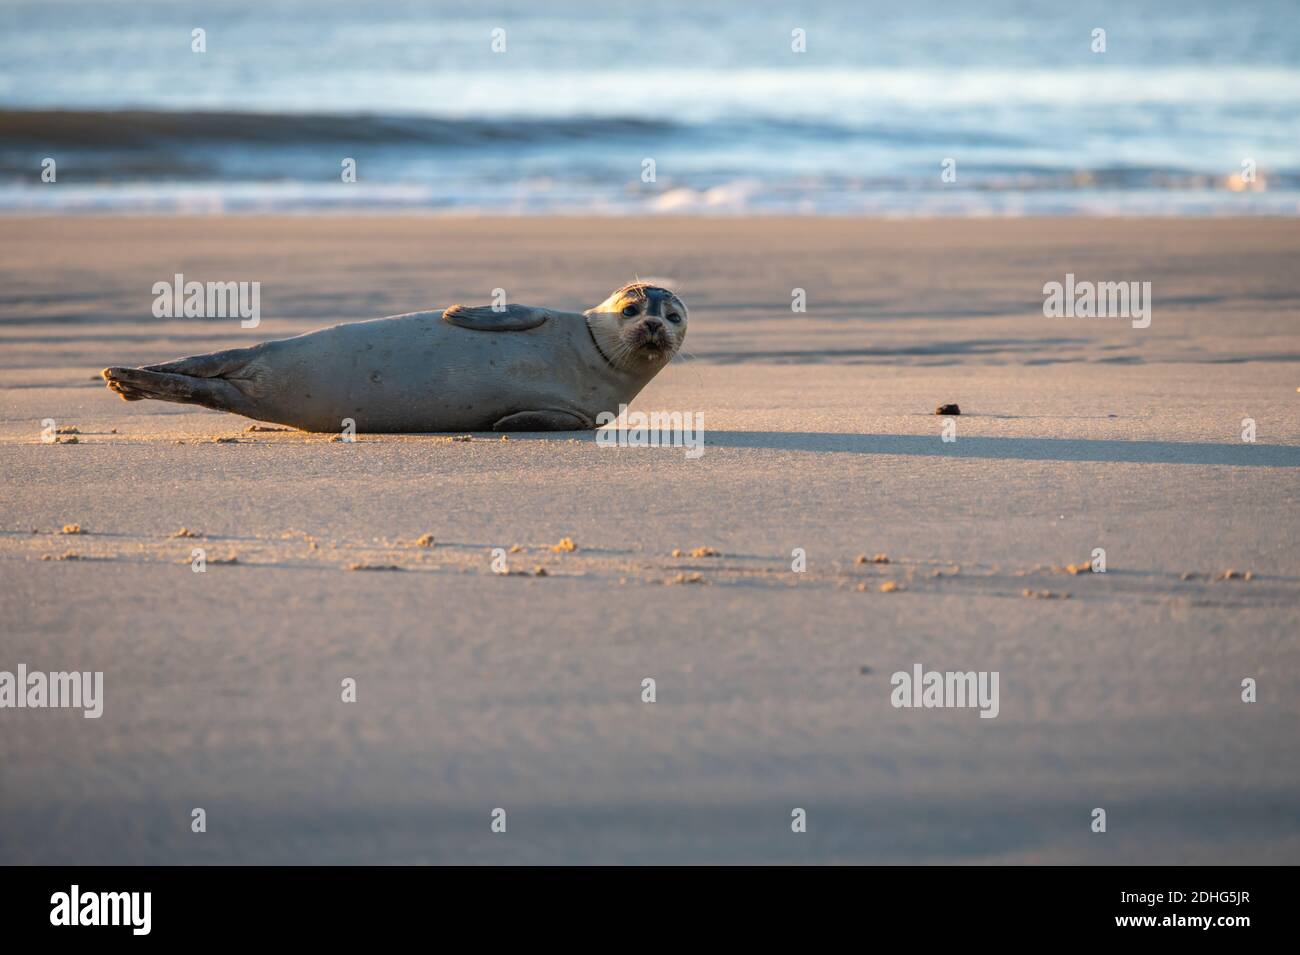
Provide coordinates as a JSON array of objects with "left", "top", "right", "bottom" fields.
[
  {"left": 621, "top": 304, "right": 640, "bottom": 317},
  {"left": 666, "top": 312, "right": 682, "bottom": 324}
]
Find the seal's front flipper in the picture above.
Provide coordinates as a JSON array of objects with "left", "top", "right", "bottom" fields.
[
  {"left": 102, "top": 366, "right": 252, "bottom": 415},
  {"left": 443, "top": 303, "right": 552, "bottom": 331},
  {"left": 492, "top": 410, "right": 593, "bottom": 432}
]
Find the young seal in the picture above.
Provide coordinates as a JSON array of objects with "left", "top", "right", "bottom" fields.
[{"left": 102, "top": 283, "right": 688, "bottom": 433}]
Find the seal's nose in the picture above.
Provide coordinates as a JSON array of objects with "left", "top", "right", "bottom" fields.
[{"left": 644, "top": 319, "right": 665, "bottom": 339}]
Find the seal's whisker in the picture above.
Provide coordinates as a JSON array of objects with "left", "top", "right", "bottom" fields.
[
  {"left": 612, "top": 337, "right": 639, "bottom": 369},
  {"left": 671, "top": 344, "right": 705, "bottom": 388}
]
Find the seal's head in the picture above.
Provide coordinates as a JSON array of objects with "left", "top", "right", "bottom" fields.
[{"left": 585, "top": 283, "right": 688, "bottom": 370}]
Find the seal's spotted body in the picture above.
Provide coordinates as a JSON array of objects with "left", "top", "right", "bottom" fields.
[{"left": 102, "top": 284, "right": 687, "bottom": 433}]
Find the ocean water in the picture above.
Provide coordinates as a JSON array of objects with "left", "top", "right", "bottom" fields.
[{"left": 1, "top": 0, "right": 1297, "bottom": 214}]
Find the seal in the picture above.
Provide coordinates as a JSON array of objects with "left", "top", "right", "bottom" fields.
[{"left": 102, "top": 283, "right": 688, "bottom": 433}]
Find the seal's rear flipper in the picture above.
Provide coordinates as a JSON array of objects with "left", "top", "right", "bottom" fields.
[
  {"left": 102, "top": 366, "right": 250, "bottom": 414},
  {"left": 139, "top": 346, "right": 258, "bottom": 378}
]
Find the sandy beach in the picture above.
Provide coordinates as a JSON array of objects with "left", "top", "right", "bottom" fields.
[{"left": 2, "top": 216, "right": 1298, "bottom": 864}]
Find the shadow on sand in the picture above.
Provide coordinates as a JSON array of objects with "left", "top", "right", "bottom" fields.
[{"left": 699, "top": 431, "right": 1300, "bottom": 467}]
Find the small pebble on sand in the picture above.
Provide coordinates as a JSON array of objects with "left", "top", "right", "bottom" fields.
[
  {"left": 551, "top": 537, "right": 577, "bottom": 553},
  {"left": 1022, "top": 588, "right": 1070, "bottom": 599},
  {"left": 61, "top": 524, "right": 84, "bottom": 535},
  {"left": 935, "top": 403, "right": 960, "bottom": 415}
]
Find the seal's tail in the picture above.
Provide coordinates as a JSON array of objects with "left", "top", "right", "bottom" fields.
[{"left": 102, "top": 347, "right": 259, "bottom": 413}]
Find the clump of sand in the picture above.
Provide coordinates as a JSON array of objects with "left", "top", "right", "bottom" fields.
[
  {"left": 551, "top": 537, "right": 577, "bottom": 553},
  {"left": 414, "top": 534, "right": 436, "bottom": 548},
  {"left": 171, "top": 528, "right": 202, "bottom": 539},
  {"left": 855, "top": 580, "right": 904, "bottom": 593},
  {"left": 670, "top": 572, "right": 706, "bottom": 585},
  {"left": 44, "top": 425, "right": 81, "bottom": 443},
  {"left": 347, "top": 563, "right": 402, "bottom": 572},
  {"left": 60, "top": 524, "right": 84, "bottom": 535},
  {"left": 673, "top": 546, "right": 719, "bottom": 557},
  {"left": 855, "top": 553, "right": 890, "bottom": 565}
]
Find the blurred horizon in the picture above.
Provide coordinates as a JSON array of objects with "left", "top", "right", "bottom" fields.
[{"left": 1, "top": 0, "right": 1298, "bottom": 215}]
